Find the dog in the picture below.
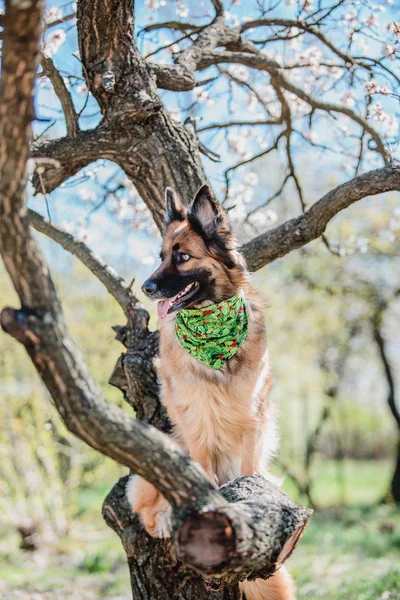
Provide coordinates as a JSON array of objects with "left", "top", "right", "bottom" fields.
[{"left": 127, "top": 184, "right": 295, "bottom": 599}]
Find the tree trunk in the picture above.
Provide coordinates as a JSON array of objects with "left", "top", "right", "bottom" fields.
[
  {"left": 372, "top": 315, "right": 400, "bottom": 505},
  {"left": 391, "top": 439, "right": 400, "bottom": 504},
  {"left": 106, "top": 328, "right": 310, "bottom": 598},
  {"left": 104, "top": 477, "right": 242, "bottom": 600}
]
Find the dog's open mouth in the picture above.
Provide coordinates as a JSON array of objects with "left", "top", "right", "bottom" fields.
[{"left": 157, "top": 282, "right": 199, "bottom": 319}]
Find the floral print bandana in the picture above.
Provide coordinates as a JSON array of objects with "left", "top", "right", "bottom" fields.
[{"left": 175, "top": 295, "right": 248, "bottom": 370}]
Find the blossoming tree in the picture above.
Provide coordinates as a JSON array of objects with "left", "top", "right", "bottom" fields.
[{"left": 0, "top": 0, "right": 399, "bottom": 598}]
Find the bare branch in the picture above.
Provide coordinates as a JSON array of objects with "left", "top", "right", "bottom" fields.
[
  {"left": 28, "top": 209, "right": 137, "bottom": 317},
  {"left": 150, "top": 63, "right": 197, "bottom": 91},
  {"left": 245, "top": 174, "right": 291, "bottom": 222},
  {"left": 197, "top": 50, "right": 389, "bottom": 162},
  {"left": 372, "top": 314, "right": 400, "bottom": 430},
  {"left": 210, "top": 0, "right": 224, "bottom": 16},
  {"left": 45, "top": 12, "right": 76, "bottom": 29},
  {"left": 240, "top": 18, "right": 369, "bottom": 68},
  {"left": 41, "top": 55, "right": 79, "bottom": 138},
  {"left": 242, "top": 166, "right": 400, "bottom": 271},
  {"left": 141, "top": 20, "right": 201, "bottom": 34},
  {"left": 198, "top": 119, "right": 281, "bottom": 132},
  {"left": 224, "top": 132, "right": 285, "bottom": 202}
]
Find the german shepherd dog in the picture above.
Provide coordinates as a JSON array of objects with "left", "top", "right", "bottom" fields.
[{"left": 127, "top": 184, "right": 295, "bottom": 600}]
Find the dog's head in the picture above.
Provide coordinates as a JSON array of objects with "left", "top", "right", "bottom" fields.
[{"left": 142, "top": 184, "right": 248, "bottom": 319}]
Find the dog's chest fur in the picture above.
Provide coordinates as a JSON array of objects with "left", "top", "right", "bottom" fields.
[{"left": 158, "top": 295, "right": 273, "bottom": 483}]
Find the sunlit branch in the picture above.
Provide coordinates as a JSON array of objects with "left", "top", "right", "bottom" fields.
[
  {"left": 198, "top": 50, "right": 389, "bottom": 163},
  {"left": 198, "top": 119, "right": 281, "bottom": 132},
  {"left": 41, "top": 55, "right": 79, "bottom": 138},
  {"left": 28, "top": 209, "right": 137, "bottom": 317},
  {"left": 242, "top": 166, "right": 400, "bottom": 271},
  {"left": 240, "top": 18, "right": 370, "bottom": 68}
]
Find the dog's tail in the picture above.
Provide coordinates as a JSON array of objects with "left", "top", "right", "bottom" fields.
[{"left": 239, "top": 567, "right": 295, "bottom": 600}]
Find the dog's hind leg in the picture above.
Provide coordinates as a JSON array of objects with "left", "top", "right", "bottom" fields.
[
  {"left": 239, "top": 567, "right": 296, "bottom": 600},
  {"left": 241, "top": 428, "right": 261, "bottom": 477}
]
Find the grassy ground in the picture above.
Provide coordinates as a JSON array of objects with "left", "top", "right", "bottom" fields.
[
  {"left": 0, "top": 460, "right": 399, "bottom": 599},
  {"left": 290, "top": 504, "right": 400, "bottom": 600}
]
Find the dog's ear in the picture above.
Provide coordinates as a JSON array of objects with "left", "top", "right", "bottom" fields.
[
  {"left": 189, "top": 184, "right": 230, "bottom": 236},
  {"left": 164, "top": 188, "right": 186, "bottom": 226}
]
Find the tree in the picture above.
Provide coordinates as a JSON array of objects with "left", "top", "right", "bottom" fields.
[
  {"left": 0, "top": 0, "right": 399, "bottom": 597},
  {"left": 286, "top": 252, "right": 400, "bottom": 505}
]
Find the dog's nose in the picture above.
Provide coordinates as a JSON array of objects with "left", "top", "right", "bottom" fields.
[{"left": 142, "top": 280, "right": 158, "bottom": 296}]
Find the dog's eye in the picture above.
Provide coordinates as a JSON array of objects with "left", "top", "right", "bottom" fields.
[{"left": 177, "top": 253, "right": 191, "bottom": 264}]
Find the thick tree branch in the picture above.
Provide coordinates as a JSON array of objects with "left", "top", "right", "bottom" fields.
[
  {"left": 142, "top": 20, "right": 201, "bottom": 34},
  {"left": 30, "top": 127, "right": 117, "bottom": 194},
  {"left": 242, "top": 166, "right": 400, "bottom": 271},
  {"left": 41, "top": 55, "right": 79, "bottom": 138},
  {"left": 151, "top": 10, "right": 257, "bottom": 92},
  {"left": 150, "top": 63, "right": 197, "bottom": 92},
  {"left": 105, "top": 475, "right": 310, "bottom": 586},
  {"left": 78, "top": 0, "right": 162, "bottom": 119},
  {"left": 176, "top": 475, "right": 311, "bottom": 580},
  {"left": 151, "top": 41, "right": 384, "bottom": 169},
  {"left": 210, "top": 0, "right": 224, "bottom": 16}
]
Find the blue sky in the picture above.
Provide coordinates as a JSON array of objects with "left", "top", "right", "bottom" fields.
[{"left": 1, "top": 0, "right": 398, "bottom": 281}]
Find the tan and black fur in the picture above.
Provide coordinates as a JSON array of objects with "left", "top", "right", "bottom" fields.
[{"left": 127, "top": 184, "right": 295, "bottom": 600}]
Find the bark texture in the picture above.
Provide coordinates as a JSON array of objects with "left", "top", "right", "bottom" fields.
[
  {"left": 0, "top": 3, "right": 311, "bottom": 598},
  {"left": 103, "top": 475, "right": 310, "bottom": 598}
]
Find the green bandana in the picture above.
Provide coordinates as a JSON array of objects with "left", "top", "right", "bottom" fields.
[{"left": 175, "top": 295, "right": 248, "bottom": 370}]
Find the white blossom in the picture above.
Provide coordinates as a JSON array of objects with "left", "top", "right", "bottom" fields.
[
  {"left": 177, "top": 4, "right": 189, "bottom": 18},
  {"left": 43, "top": 29, "right": 67, "bottom": 56},
  {"left": 303, "top": 129, "right": 319, "bottom": 143},
  {"left": 193, "top": 89, "right": 214, "bottom": 105},
  {"left": 342, "top": 91, "right": 355, "bottom": 107},
  {"left": 382, "top": 41, "right": 396, "bottom": 60},
  {"left": 228, "top": 64, "right": 249, "bottom": 82},
  {"left": 145, "top": 0, "right": 159, "bottom": 9},
  {"left": 387, "top": 22, "right": 400, "bottom": 39},
  {"left": 365, "top": 13, "right": 379, "bottom": 28},
  {"left": 248, "top": 212, "right": 266, "bottom": 226},
  {"left": 379, "top": 230, "right": 396, "bottom": 243},
  {"left": 301, "top": 0, "right": 314, "bottom": 12},
  {"left": 79, "top": 188, "right": 96, "bottom": 203},
  {"left": 265, "top": 209, "right": 278, "bottom": 224},
  {"left": 77, "top": 84, "right": 88, "bottom": 94},
  {"left": 245, "top": 172, "right": 259, "bottom": 186},
  {"left": 44, "top": 6, "right": 62, "bottom": 23}
]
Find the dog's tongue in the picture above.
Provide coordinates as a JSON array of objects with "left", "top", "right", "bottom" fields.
[{"left": 157, "top": 298, "right": 173, "bottom": 320}]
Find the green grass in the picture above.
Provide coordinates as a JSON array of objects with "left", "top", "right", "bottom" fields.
[
  {"left": 289, "top": 503, "right": 400, "bottom": 599},
  {"left": 280, "top": 457, "right": 393, "bottom": 508},
  {"left": 0, "top": 460, "right": 399, "bottom": 599}
]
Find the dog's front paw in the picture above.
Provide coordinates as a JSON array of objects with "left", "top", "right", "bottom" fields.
[{"left": 140, "top": 503, "right": 172, "bottom": 538}]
